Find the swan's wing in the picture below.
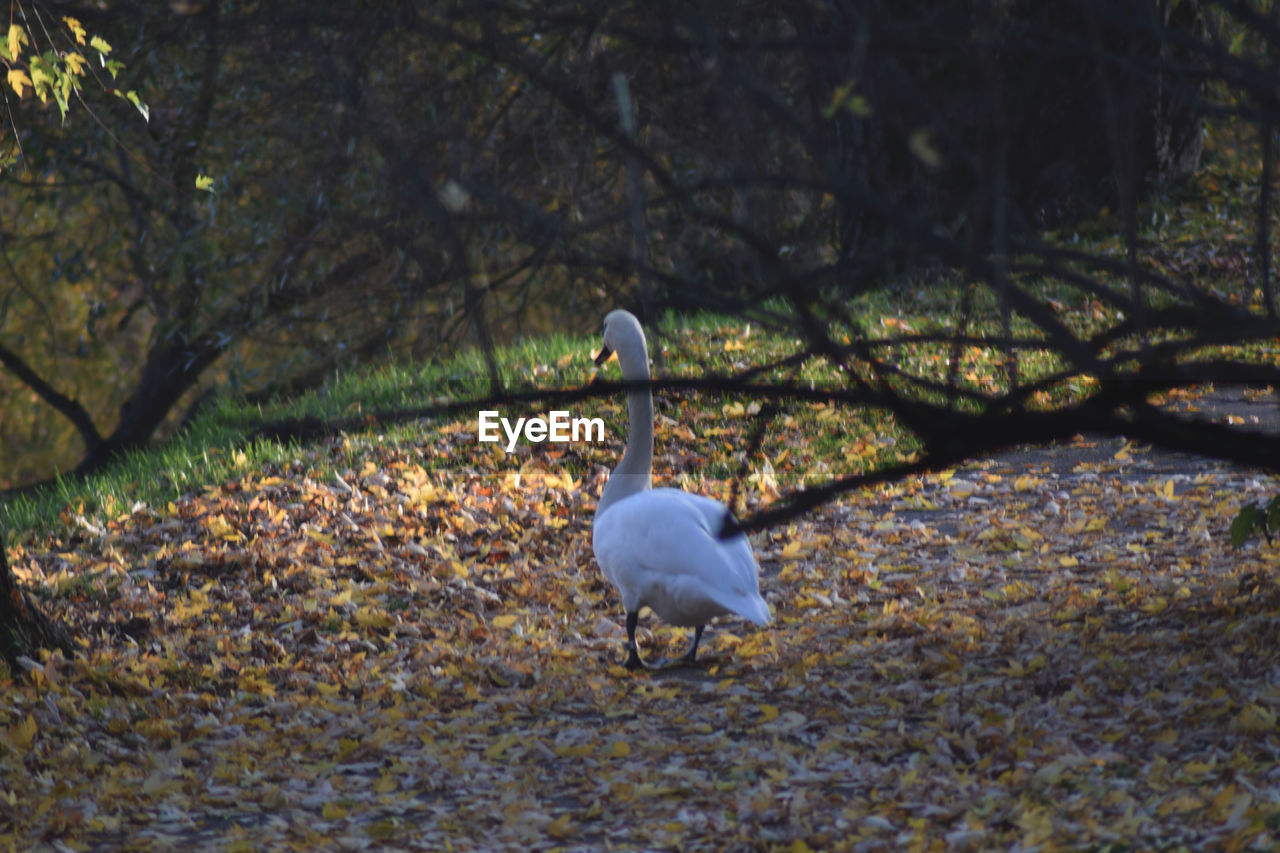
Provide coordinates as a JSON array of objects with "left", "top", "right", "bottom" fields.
[
  {"left": 653, "top": 489, "right": 762, "bottom": 588},
  {"left": 593, "top": 490, "right": 770, "bottom": 625}
]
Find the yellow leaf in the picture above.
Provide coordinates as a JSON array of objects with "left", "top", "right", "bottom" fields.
[
  {"left": 321, "top": 802, "right": 347, "bottom": 820},
  {"left": 373, "top": 773, "right": 398, "bottom": 794},
  {"left": 1234, "top": 704, "right": 1277, "bottom": 734},
  {"left": 1210, "top": 784, "right": 1237, "bottom": 815},
  {"left": 491, "top": 614, "right": 518, "bottom": 629},
  {"left": 758, "top": 703, "right": 780, "bottom": 722},
  {"left": 1160, "top": 794, "right": 1203, "bottom": 815},
  {"left": 547, "top": 814, "right": 574, "bottom": 838},
  {"left": 137, "top": 718, "right": 177, "bottom": 742},
  {"left": 238, "top": 672, "right": 275, "bottom": 697},
  {"left": 608, "top": 740, "right": 631, "bottom": 758},
  {"left": 8, "top": 24, "right": 26, "bottom": 63},
  {"left": 63, "top": 16, "right": 87, "bottom": 45},
  {"left": 1058, "top": 555, "right": 1079, "bottom": 568},
  {"left": 64, "top": 52, "right": 87, "bottom": 76},
  {"left": 205, "top": 514, "right": 242, "bottom": 541},
  {"left": 485, "top": 733, "right": 517, "bottom": 760},
  {"left": 1160, "top": 478, "right": 1177, "bottom": 501},
  {"left": 7, "top": 69, "right": 31, "bottom": 99},
  {"left": 8, "top": 714, "right": 37, "bottom": 751},
  {"left": 779, "top": 540, "right": 809, "bottom": 561},
  {"left": 908, "top": 128, "right": 942, "bottom": 168},
  {"left": 1181, "top": 759, "right": 1213, "bottom": 777},
  {"left": 1113, "top": 441, "right": 1132, "bottom": 461},
  {"left": 354, "top": 607, "right": 393, "bottom": 630}
]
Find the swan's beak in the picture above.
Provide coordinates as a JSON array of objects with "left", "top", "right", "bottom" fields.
[{"left": 594, "top": 345, "right": 614, "bottom": 366}]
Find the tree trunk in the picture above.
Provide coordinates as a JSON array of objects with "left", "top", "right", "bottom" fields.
[
  {"left": 74, "top": 336, "right": 226, "bottom": 475},
  {"left": 0, "top": 535, "right": 74, "bottom": 673}
]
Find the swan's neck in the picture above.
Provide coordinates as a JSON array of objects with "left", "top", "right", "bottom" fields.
[{"left": 597, "top": 355, "right": 653, "bottom": 517}]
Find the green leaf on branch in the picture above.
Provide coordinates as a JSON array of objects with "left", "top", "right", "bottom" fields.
[
  {"left": 54, "top": 83, "right": 69, "bottom": 123},
  {"left": 0, "top": 19, "right": 129, "bottom": 123},
  {"left": 125, "top": 90, "right": 149, "bottom": 123},
  {"left": 822, "top": 82, "right": 871, "bottom": 119},
  {"left": 28, "top": 55, "right": 56, "bottom": 104},
  {"left": 1230, "top": 506, "right": 1260, "bottom": 547},
  {"left": 1231, "top": 496, "right": 1280, "bottom": 547},
  {"left": 195, "top": 174, "right": 216, "bottom": 193}
]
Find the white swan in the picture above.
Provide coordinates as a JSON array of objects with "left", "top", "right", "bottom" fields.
[{"left": 591, "top": 309, "right": 770, "bottom": 670}]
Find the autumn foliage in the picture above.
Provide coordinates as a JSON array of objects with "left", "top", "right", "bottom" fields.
[
  {"left": 1, "top": 2, "right": 1279, "bottom": 846},
  {"left": 1, "top": 364, "right": 1279, "bottom": 847}
]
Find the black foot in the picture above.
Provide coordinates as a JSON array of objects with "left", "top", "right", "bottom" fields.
[
  {"left": 623, "top": 642, "right": 671, "bottom": 670},
  {"left": 617, "top": 615, "right": 708, "bottom": 672},
  {"left": 680, "top": 625, "right": 706, "bottom": 664}
]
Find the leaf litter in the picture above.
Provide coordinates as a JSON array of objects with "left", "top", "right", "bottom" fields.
[{"left": 2, "top": 410, "right": 1280, "bottom": 851}]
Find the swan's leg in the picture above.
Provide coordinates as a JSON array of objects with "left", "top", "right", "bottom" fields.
[
  {"left": 624, "top": 610, "right": 645, "bottom": 670},
  {"left": 680, "top": 625, "right": 706, "bottom": 664},
  {"left": 621, "top": 613, "right": 703, "bottom": 671}
]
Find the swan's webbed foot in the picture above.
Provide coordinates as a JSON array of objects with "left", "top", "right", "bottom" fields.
[
  {"left": 624, "top": 644, "right": 646, "bottom": 671},
  {"left": 647, "top": 625, "right": 705, "bottom": 669},
  {"left": 620, "top": 614, "right": 708, "bottom": 671}
]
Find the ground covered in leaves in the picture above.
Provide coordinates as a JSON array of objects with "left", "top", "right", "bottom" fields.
[{"left": 3, "top": 409, "right": 1280, "bottom": 850}]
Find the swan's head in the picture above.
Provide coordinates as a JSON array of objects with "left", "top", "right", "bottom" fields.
[{"left": 595, "top": 309, "right": 649, "bottom": 378}]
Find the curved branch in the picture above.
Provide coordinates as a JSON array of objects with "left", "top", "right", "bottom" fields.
[{"left": 0, "top": 340, "right": 101, "bottom": 451}]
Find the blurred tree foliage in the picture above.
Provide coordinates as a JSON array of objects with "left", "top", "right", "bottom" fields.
[{"left": 1, "top": 0, "right": 1274, "bottom": 490}]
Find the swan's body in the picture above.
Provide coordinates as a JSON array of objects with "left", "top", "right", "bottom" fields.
[{"left": 591, "top": 309, "right": 770, "bottom": 670}]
